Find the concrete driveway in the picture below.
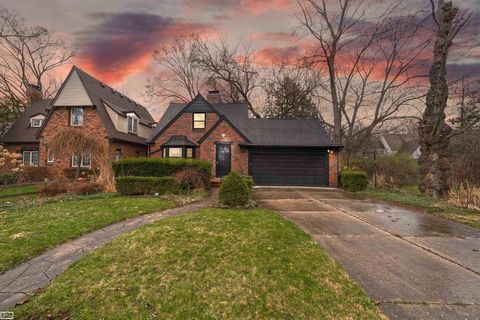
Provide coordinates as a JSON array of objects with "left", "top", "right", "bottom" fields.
[{"left": 254, "top": 188, "right": 480, "bottom": 320}]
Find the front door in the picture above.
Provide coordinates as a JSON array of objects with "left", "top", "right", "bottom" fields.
[{"left": 216, "top": 143, "right": 231, "bottom": 178}]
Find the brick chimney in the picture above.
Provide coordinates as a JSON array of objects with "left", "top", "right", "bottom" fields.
[
  {"left": 26, "top": 84, "right": 43, "bottom": 105},
  {"left": 206, "top": 90, "right": 221, "bottom": 104}
]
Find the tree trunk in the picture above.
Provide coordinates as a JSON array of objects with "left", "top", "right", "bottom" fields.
[
  {"left": 76, "top": 156, "right": 81, "bottom": 180},
  {"left": 418, "top": 1, "right": 457, "bottom": 198}
]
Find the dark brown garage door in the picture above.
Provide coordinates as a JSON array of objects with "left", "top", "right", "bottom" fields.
[{"left": 249, "top": 149, "right": 328, "bottom": 186}]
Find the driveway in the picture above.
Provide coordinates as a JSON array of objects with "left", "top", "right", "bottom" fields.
[{"left": 254, "top": 188, "right": 480, "bottom": 320}]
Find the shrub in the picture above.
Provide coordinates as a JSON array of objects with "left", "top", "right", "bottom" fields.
[
  {"left": 0, "top": 172, "right": 19, "bottom": 185},
  {"left": 115, "top": 176, "right": 181, "bottom": 195},
  {"left": 20, "top": 167, "right": 49, "bottom": 182},
  {"left": 42, "top": 181, "right": 68, "bottom": 196},
  {"left": 72, "top": 182, "right": 105, "bottom": 195},
  {"left": 174, "top": 167, "right": 208, "bottom": 191},
  {"left": 112, "top": 158, "right": 212, "bottom": 181},
  {"left": 448, "top": 183, "right": 480, "bottom": 210},
  {"left": 63, "top": 168, "right": 98, "bottom": 180},
  {"left": 340, "top": 171, "right": 368, "bottom": 192},
  {"left": 241, "top": 175, "right": 255, "bottom": 195},
  {"left": 377, "top": 153, "right": 418, "bottom": 187},
  {"left": 219, "top": 172, "right": 251, "bottom": 207}
]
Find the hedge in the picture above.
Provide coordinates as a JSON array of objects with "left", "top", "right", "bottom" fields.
[
  {"left": 113, "top": 158, "right": 212, "bottom": 180},
  {"left": 0, "top": 172, "right": 18, "bottom": 185},
  {"left": 219, "top": 172, "right": 251, "bottom": 207},
  {"left": 241, "top": 175, "right": 255, "bottom": 195},
  {"left": 115, "top": 176, "right": 181, "bottom": 195},
  {"left": 340, "top": 171, "right": 368, "bottom": 192}
]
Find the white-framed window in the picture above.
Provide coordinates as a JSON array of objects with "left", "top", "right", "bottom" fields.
[
  {"left": 47, "top": 150, "right": 54, "bottom": 163},
  {"left": 193, "top": 113, "right": 206, "bottom": 129},
  {"left": 168, "top": 147, "right": 183, "bottom": 158},
  {"left": 23, "top": 151, "right": 39, "bottom": 166},
  {"left": 127, "top": 115, "right": 139, "bottom": 134},
  {"left": 71, "top": 153, "right": 91, "bottom": 168},
  {"left": 70, "top": 107, "right": 84, "bottom": 126},
  {"left": 30, "top": 119, "right": 43, "bottom": 127}
]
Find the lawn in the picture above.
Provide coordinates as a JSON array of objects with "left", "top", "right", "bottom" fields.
[
  {"left": 361, "top": 187, "right": 480, "bottom": 229},
  {"left": 14, "top": 208, "right": 385, "bottom": 320},
  {"left": 0, "top": 184, "right": 40, "bottom": 197},
  {"left": 0, "top": 193, "right": 177, "bottom": 273}
]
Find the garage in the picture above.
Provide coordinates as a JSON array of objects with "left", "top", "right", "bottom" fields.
[{"left": 249, "top": 148, "right": 328, "bottom": 187}]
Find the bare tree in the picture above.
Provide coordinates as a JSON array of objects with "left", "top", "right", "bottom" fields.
[
  {"left": 418, "top": 0, "right": 473, "bottom": 198},
  {"left": 0, "top": 8, "right": 76, "bottom": 134},
  {"left": 296, "top": 0, "right": 431, "bottom": 164},
  {"left": 147, "top": 33, "right": 208, "bottom": 103},
  {"left": 197, "top": 37, "right": 262, "bottom": 117},
  {"left": 263, "top": 64, "right": 322, "bottom": 119}
]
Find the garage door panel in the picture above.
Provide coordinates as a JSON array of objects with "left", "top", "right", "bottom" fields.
[{"left": 249, "top": 150, "right": 327, "bottom": 187}]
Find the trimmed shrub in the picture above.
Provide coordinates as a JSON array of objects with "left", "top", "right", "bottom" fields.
[
  {"left": 115, "top": 176, "right": 181, "bottom": 195},
  {"left": 112, "top": 158, "right": 212, "bottom": 181},
  {"left": 340, "top": 171, "right": 368, "bottom": 192},
  {"left": 0, "top": 172, "right": 19, "bottom": 185},
  {"left": 219, "top": 172, "right": 251, "bottom": 207},
  {"left": 42, "top": 181, "right": 68, "bottom": 196},
  {"left": 174, "top": 167, "right": 208, "bottom": 191},
  {"left": 241, "top": 175, "right": 255, "bottom": 195},
  {"left": 20, "top": 167, "right": 49, "bottom": 182}
]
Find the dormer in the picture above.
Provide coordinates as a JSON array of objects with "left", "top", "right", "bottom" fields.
[
  {"left": 29, "top": 113, "right": 45, "bottom": 128},
  {"left": 126, "top": 112, "right": 139, "bottom": 134}
]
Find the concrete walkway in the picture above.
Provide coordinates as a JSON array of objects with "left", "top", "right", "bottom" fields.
[
  {"left": 255, "top": 188, "right": 480, "bottom": 320},
  {"left": 0, "top": 191, "right": 217, "bottom": 311}
]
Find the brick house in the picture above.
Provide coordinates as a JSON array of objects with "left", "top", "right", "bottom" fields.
[
  {"left": 148, "top": 92, "right": 342, "bottom": 187},
  {"left": 0, "top": 66, "right": 156, "bottom": 179}
]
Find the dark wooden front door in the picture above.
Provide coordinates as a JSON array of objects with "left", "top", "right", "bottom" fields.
[{"left": 216, "top": 143, "right": 231, "bottom": 178}]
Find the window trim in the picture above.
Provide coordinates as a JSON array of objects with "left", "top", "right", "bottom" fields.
[
  {"left": 192, "top": 112, "right": 206, "bottom": 130},
  {"left": 163, "top": 147, "right": 195, "bottom": 159},
  {"left": 30, "top": 118, "right": 43, "bottom": 128},
  {"left": 71, "top": 153, "right": 92, "bottom": 168},
  {"left": 127, "top": 115, "right": 139, "bottom": 134},
  {"left": 22, "top": 151, "right": 39, "bottom": 166},
  {"left": 70, "top": 107, "right": 84, "bottom": 126},
  {"left": 46, "top": 150, "right": 54, "bottom": 163}
]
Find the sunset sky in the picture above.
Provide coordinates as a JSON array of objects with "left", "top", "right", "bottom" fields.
[{"left": 2, "top": 0, "right": 480, "bottom": 118}]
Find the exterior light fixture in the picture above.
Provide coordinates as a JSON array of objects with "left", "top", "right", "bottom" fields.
[{"left": 221, "top": 133, "right": 226, "bottom": 138}]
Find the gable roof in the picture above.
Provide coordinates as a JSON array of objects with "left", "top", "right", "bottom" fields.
[
  {"left": 38, "top": 66, "right": 155, "bottom": 145},
  {"left": 1, "top": 99, "right": 52, "bottom": 144},
  {"left": 149, "top": 95, "right": 340, "bottom": 148}
]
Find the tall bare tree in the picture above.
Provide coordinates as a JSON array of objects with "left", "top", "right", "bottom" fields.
[
  {"left": 197, "top": 37, "right": 262, "bottom": 117},
  {"left": 147, "top": 33, "right": 208, "bottom": 103},
  {"left": 0, "top": 8, "right": 75, "bottom": 135},
  {"left": 296, "top": 0, "right": 431, "bottom": 164},
  {"left": 419, "top": 0, "right": 475, "bottom": 198}
]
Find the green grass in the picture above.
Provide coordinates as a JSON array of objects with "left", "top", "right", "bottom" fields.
[
  {"left": 0, "top": 184, "right": 40, "bottom": 197},
  {"left": 361, "top": 187, "right": 480, "bottom": 229},
  {"left": 0, "top": 194, "right": 177, "bottom": 273},
  {"left": 13, "top": 208, "right": 384, "bottom": 320}
]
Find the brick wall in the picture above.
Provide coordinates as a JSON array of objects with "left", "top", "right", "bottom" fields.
[
  {"left": 109, "top": 141, "right": 147, "bottom": 160},
  {"left": 38, "top": 106, "right": 110, "bottom": 179},
  {"left": 149, "top": 112, "right": 219, "bottom": 156},
  {"left": 199, "top": 120, "right": 248, "bottom": 178},
  {"left": 328, "top": 151, "right": 339, "bottom": 187}
]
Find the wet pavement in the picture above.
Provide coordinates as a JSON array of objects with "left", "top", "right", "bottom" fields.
[{"left": 254, "top": 188, "right": 480, "bottom": 320}]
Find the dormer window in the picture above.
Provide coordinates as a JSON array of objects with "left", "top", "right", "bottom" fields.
[
  {"left": 127, "top": 114, "right": 139, "bottom": 134},
  {"left": 70, "top": 107, "right": 84, "bottom": 126},
  {"left": 30, "top": 118, "right": 43, "bottom": 127},
  {"left": 193, "top": 113, "right": 206, "bottom": 129}
]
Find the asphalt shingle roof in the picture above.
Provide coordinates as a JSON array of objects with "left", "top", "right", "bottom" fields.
[
  {"left": 148, "top": 97, "right": 340, "bottom": 148},
  {"left": 1, "top": 99, "right": 52, "bottom": 143},
  {"left": 162, "top": 135, "right": 197, "bottom": 147}
]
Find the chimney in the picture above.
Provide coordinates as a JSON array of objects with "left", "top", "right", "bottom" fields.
[
  {"left": 26, "top": 84, "right": 43, "bottom": 105},
  {"left": 206, "top": 90, "right": 221, "bottom": 104}
]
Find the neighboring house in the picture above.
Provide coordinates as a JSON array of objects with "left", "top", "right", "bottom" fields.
[
  {"left": 148, "top": 92, "right": 342, "bottom": 187},
  {"left": 366, "top": 134, "right": 420, "bottom": 159},
  {"left": 1, "top": 66, "right": 156, "bottom": 178}
]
